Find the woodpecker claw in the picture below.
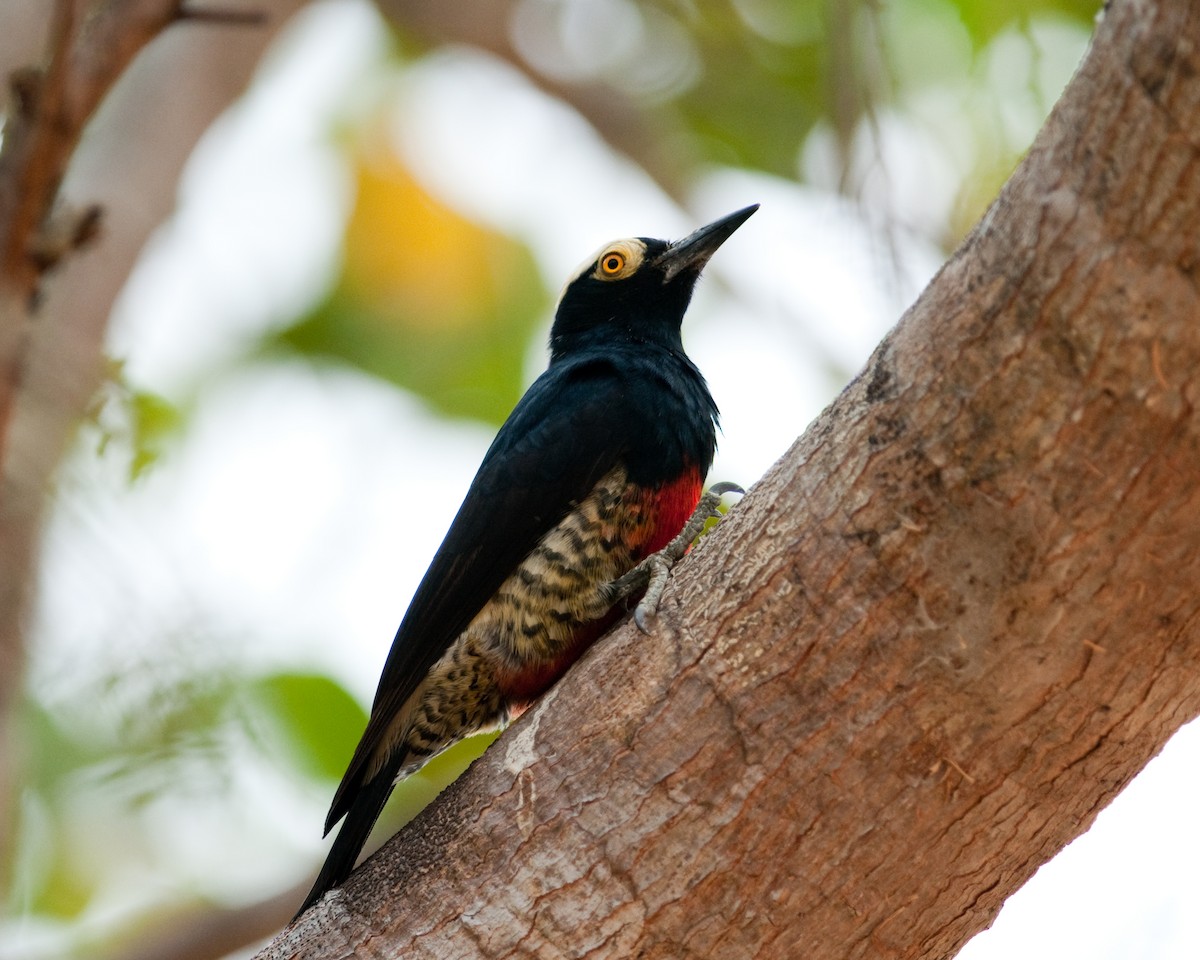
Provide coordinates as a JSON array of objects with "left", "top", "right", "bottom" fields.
[
  {"left": 634, "top": 602, "right": 655, "bottom": 635},
  {"left": 633, "top": 554, "right": 672, "bottom": 634},
  {"left": 706, "top": 480, "right": 745, "bottom": 498},
  {"left": 610, "top": 481, "right": 744, "bottom": 634}
]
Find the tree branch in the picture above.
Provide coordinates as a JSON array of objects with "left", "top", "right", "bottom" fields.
[
  {"left": 0, "top": 0, "right": 182, "bottom": 885},
  {"left": 263, "top": 0, "right": 1200, "bottom": 955},
  {"left": 95, "top": 883, "right": 305, "bottom": 960},
  {"left": 0, "top": 0, "right": 300, "bottom": 893}
]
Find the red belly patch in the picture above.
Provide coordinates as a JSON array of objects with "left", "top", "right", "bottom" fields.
[
  {"left": 492, "top": 465, "right": 704, "bottom": 708},
  {"left": 637, "top": 465, "right": 704, "bottom": 557}
]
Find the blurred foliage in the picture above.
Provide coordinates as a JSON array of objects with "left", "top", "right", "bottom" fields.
[
  {"left": 9, "top": 653, "right": 495, "bottom": 950},
  {"left": 244, "top": 673, "right": 369, "bottom": 784},
  {"left": 7, "top": 0, "right": 1100, "bottom": 956},
  {"left": 951, "top": 0, "right": 1099, "bottom": 43},
  {"left": 273, "top": 0, "right": 1100, "bottom": 424},
  {"left": 272, "top": 145, "right": 547, "bottom": 425},
  {"left": 386, "top": 0, "right": 1097, "bottom": 236},
  {"left": 11, "top": 665, "right": 365, "bottom": 913},
  {"left": 84, "top": 359, "right": 183, "bottom": 483}
]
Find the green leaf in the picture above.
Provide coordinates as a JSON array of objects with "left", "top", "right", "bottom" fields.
[
  {"left": 83, "top": 360, "right": 183, "bottom": 482},
  {"left": 275, "top": 283, "right": 539, "bottom": 427},
  {"left": 24, "top": 835, "right": 95, "bottom": 919},
  {"left": 950, "top": 0, "right": 1100, "bottom": 47},
  {"left": 127, "top": 389, "right": 182, "bottom": 482},
  {"left": 246, "top": 672, "right": 369, "bottom": 783},
  {"left": 17, "top": 698, "right": 99, "bottom": 795}
]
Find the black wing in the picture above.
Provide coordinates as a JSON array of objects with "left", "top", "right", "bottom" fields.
[
  {"left": 299, "top": 344, "right": 719, "bottom": 915},
  {"left": 325, "top": 353, "right": 634, "bottom": 829}
]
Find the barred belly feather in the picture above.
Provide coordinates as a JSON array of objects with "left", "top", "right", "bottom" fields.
[{"left": 375, "top": 463, "right": 699, "bottom": 782}]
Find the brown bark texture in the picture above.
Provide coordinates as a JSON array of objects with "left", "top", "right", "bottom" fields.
[{"left": 265, "top": 0, "right": 1200, "bottom": 957}]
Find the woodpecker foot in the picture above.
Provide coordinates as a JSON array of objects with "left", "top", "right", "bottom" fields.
[{"left": 607, "top": 481, "right": 744, "bottom": 634}]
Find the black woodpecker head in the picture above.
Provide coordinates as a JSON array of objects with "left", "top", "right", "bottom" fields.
[{"left": 549, "top": 204, "right": 759, "bottom": 361}]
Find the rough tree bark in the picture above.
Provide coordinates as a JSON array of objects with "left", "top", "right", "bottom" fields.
[{"left": 263, "top": 0, "right": 1200, "bottom": 956}]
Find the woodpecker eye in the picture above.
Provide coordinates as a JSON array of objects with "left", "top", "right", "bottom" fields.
[
  {"left": 600, "top": 251, "right": 626, "bottom": 276},
  {"left": 579, "top": 238, "right": 645, "bottom": 284}
]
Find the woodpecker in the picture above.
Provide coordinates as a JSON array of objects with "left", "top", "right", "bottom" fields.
[{"left": 299, "top": 204, "right": 757, "bottom": 915}]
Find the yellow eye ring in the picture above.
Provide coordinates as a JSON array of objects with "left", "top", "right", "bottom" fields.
[{"left": 599, "top": 251, "right": 626, "bottom": 276}]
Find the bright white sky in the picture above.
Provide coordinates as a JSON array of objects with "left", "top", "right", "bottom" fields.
[{"left": 20, "top": 0, "right": 1200, "bottom": 956}]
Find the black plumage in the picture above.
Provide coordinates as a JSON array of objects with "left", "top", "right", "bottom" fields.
[{"left": 300, "top": 205, "right": 757, "bottom": 915}]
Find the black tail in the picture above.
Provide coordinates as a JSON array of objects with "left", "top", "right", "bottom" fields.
[{"left": 296, "top": 769, "right": 396, "bottom": 918}]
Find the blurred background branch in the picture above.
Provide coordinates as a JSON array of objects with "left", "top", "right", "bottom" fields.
[
  {"left": 0, "top": 0, "right": 179, "bottom": 895},
  {"left": 0, "top": 0, "right": 301, "bottom": 946}
]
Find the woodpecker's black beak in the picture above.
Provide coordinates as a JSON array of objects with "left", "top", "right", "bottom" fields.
[{"left": 658, "top": 204, "right": 759, "bottom": 282}]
